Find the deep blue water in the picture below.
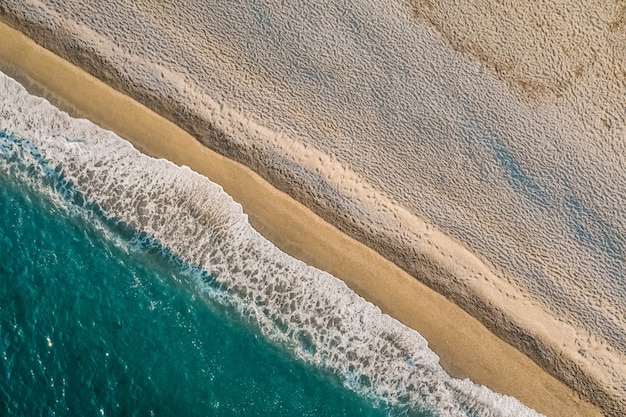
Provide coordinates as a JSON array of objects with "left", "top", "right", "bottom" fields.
[{"left": 0, "top": 163, "right": 397, "bottom": 416}]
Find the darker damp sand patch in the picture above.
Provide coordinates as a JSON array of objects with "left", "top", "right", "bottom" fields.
[{"left": 410, "top": 0, "right": 626, "bottom": 102}]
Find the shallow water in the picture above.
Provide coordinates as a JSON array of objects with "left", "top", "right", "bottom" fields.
[{"left": 0, "top": 129, "right": 405, "bottom": 417}]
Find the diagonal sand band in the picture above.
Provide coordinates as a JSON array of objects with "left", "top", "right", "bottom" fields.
[{"left": 0, "top": 21, "right": 602, "bottom": 417}]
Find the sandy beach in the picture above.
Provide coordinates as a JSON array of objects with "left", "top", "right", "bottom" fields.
[
  {"left": 3, "top": 1, "right": 626, "bottom": 414},
  {"left": 0, "top": 20, "right": 603, "bottom": 417}
]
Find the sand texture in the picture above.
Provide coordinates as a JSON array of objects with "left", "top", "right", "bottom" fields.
[
  {"left": 1, "top": 0, "right": 624, "bottom": 415},
  {"left": 411, "top": 0, "right": 626, "bottom": 106},
  {"left": 0, "top": 21, "right": 603, "bottom": 417}
]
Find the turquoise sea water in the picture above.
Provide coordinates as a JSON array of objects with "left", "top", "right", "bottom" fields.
[
  {"left": 0, "top": 146, "right": 401, "bottom": 416},
  {"left": 0, "top": 72, "right": 541, "bottom": 417}
]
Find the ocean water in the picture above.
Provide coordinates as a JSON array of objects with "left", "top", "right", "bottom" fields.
[
  {"left": 0, "top": 74, "right": 540, "bottom": 416},
  {"left": 0, "top": 149, "right": 393, "bottom": 417}
]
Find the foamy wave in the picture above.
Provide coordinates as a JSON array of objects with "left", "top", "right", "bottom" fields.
[{"left": 0, "top": 73, "right": 541, "bottom": 416}]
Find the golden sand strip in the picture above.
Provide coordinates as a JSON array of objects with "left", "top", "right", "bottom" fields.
[{"left": 0, "top": 22, "right": 602, "bottom": 417}]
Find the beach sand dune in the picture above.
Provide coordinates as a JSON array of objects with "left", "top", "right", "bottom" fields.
[{"left": 1, "top": 0, "right": 624, "bottom": 415}]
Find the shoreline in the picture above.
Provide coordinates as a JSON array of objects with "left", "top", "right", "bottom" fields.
[{"left": 0, "top": 21, "right": 602, "bottom": 417}]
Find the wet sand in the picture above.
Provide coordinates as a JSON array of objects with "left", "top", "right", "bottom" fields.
[{"left": 0, "top": 21, "right": 602, "bottom": 417}]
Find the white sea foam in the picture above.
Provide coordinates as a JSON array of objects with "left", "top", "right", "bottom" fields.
[{"left": 0, "top": 72, "right": 542, "bottom": 416}]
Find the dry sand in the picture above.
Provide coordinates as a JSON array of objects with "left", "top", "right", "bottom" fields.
[
  {"left": 0, "top": 21, "right": 602, "bottom": 417},
  {"left": 411, "top": 0, "right": 626, "bottom": 109}
]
